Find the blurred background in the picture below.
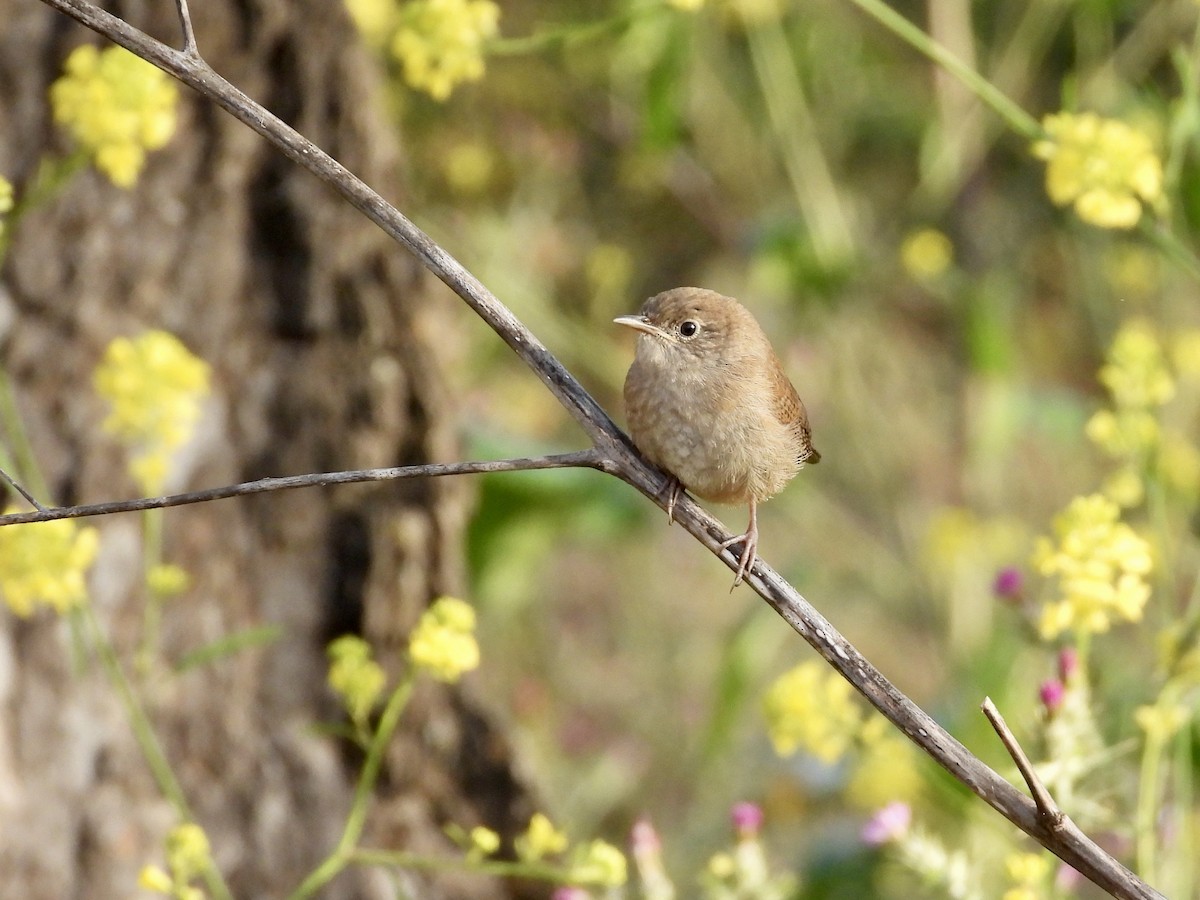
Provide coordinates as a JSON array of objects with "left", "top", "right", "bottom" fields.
[
  {"left": 3, "top": 0, "right": 1199, "bottom": 896},
  {"left": 388, "top": 0, "right": 1200, "bottom": 895}
]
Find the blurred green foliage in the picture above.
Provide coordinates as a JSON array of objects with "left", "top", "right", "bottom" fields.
[{"left": 360, "top": 0, "right": 1200, "bottom": 895}]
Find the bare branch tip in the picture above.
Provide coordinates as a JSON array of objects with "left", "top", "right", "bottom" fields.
[
  {"left": 982, "top": 695, "right": 1062, "bottom": 823},
  {"left": 174, "top": 0, "right": 199, "bottom": 56}
]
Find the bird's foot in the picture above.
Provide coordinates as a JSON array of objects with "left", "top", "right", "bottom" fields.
[
  {"left": 662, "top": 477, "right": 684, "bottom": 525},
  {"left": 718, "top": 529, "right": 758, "bottom": 590}
]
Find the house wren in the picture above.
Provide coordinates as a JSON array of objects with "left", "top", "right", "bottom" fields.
[{"left": 614, "top": 287, "right": 820, "bottom": 587}]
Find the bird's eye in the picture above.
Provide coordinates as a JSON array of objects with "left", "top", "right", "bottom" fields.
[{"left": 679, "top": 320, "right": 699, "bottom": 338}]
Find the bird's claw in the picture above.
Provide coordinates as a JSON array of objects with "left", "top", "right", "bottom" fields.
[
  {"left": 718, "top": 531, "right": 758, "bottom": 590},
  {"left": 663, "top": 477, "right": 683, "bottom": 525}
]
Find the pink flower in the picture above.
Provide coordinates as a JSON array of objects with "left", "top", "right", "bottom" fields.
[
  {"left": 731, "top": 802, "right": 764, "bottom": 837},
  {"left": 861, "top": 802, "right": 911, "bottom": 846},
  {"left": 1040, "top": 679, "right": 1066, "bottom": 713},
  {"left": 993, "top": 567, "right": 1025, "bottom": 601}
]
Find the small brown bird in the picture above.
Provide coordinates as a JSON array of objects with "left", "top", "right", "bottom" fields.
[{"left": 615, "top": 287, "right": 819, "bottom": 587}]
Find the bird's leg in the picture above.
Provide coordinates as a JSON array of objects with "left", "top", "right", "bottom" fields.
[
  {"left": 718, "top": 499, "right": 759, "bottom": 589},
  {"left": 662, "top": 476, "right": 684, "bottom": 525}
]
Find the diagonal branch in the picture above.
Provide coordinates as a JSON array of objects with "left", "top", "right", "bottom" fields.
[{"left": 25, "top": 2, "right": 1163, "bottom": 897}]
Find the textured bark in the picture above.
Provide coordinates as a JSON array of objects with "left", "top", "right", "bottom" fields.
[{"left": 0, "top": 1, "right": 536, "bottom": 897}]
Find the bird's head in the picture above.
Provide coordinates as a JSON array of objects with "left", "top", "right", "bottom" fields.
[{"left": 613, "top": 287, "right": 754, "bottom": 368}]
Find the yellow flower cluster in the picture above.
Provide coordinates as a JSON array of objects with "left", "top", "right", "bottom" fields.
[
  {"left": 0, "top": 511, "right": 98, "bottom": 617},
  {"left": 93, "top": 330, "right": 211, "bottom": 494},
  {"left": 391, "top": 0, "right": 499, "bottom": 101},
  {"left": 845, "top": 718, "right": 924, "bottom": 809},
  {"left": 1033, "top": 494, "right": 1152, "bottom": 640},
  {"left": 327, "top": 635, "right": 387, "bottom": 726},
  {"left": 50, "top": 45, "right": 179, "bottom": 188},
  {"left": 1086, "top": 320, "right": 1187, "bottom": 505},
  {"left": 1134, "top": 702, "right": 1190, "bottom": 743},
  {"left": 763, "top": 660, "right": 863, "bottom": 762},
  {"left": 138, "top": 823, "right": 212, "bottom": 900},
  {"left": 408, "top": 595, "right": 480, "bottom": 681},
  {"left": 1032, "top": 112, "right": 1164, "bottom": 229},
  {"left": 763, "top": 662, "right": 922, "bottom": 807}
]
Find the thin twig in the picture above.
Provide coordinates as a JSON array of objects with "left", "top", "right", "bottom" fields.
[
  {"left": 173, "top": 0, "right": 197, "bottom": 56},
  {"left": 0, "top": 466, "right": 47, "bottom": 511},
  {"left": 28, "top": 3, "right": 1165, "bottom": 897},
  {"left": 0, "top": 452, "right": 605, "bottom": 526},
  {"left": 983, "top": 696, "right": 1064, "bottom": 824}
]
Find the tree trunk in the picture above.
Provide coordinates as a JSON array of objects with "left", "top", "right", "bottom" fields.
[{"left": 0, "top": 1, "right": 537, "bottom": 897}]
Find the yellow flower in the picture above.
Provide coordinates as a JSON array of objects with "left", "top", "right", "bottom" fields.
[
  {"left": 515, "top": 812, "right": 569, "bottom": 862},
  {"left": 1098, "top": 319, "right": 1173, "bottom": 409},
  {"left": 1086, "top": 320, "right": 1176, "bottom": 504},
  {"left": 138, "top": 864, "right": 174, "bottom": 894},
  {"left": 1032, "top": 112, "right": 1164, "bottom": 229},
  {"left": 668, "top": 0, "right": 705, "bottom": 9},
  {"left": 391, "top": 0, "right": 499, "bottom": 101},
  {"left": 0, "top": 512, "right": 98, "bottom": 617},
  {"left": 900, "top": 228, "right": 953, "bottom": 281},
  {"left": 845, "top": 722, "right": 922, "bottom": 808},
  {"left": 147, "top": 563, "right": 190, "bottom": 599},
  {"left": 50, "top": 45, "right": 178, "bottom": 187},
  {"left": 707, "top": 851, "right": 735, "bottom": 878},
  {"left": 141, "top": 823, "right": 212, "bottom": 896},
  {"left": 93, "top": 330, "right": 211, "bottom": 493},
  {"left": 763, "top": 660, "right": 863, "bottom": 762},
  {"left": 568, "top": 839, "right": 628, "bottom": 887},
  {"left": 1005, "top": 851, "right": 1050, "bottom": 885},
  {"left": 468, "top": 825, "right": 500, "bottom": 857},
  {"left": 408, "top": 595, "right": 480, "bottom": 681},
  {"left": 1135, "top": 703, "right": 1190, "bottom": 742},
  {"left": 1033, "top": 494, "right": 1152, "bottom": 640},
  {"left": 327, "top": 635, "right": 387, "bottom": 725},
  {"left": 1171, "top": 329, "right": 1200, "bottom": 381},
  {"left": 345, "top": 0, "right": 399, "bottom": 48},
  {"left": 166, "top": 823, "right": 211, "bottom": 883}
]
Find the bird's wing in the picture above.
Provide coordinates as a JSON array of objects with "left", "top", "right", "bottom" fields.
[{"left": 768, "top": 351, "right": 821, "bottom": 464}]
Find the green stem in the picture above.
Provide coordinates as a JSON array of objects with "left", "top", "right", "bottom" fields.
[
  {"left": 0, "top": 151, "right": 89, "bottom": 263},
  {"left": 487, "top": 1, "right": 659, "bottom": 56},
  {"left": 292, "top": 677, "right": 416, "bottom": 899},
  {"left": 81, "top": 605, "right": 233, "bottom": 900},
  {"left": 1134, "top": 682, "right": 1183, "bottom": 883},
  {"left": 1143, "top": 221, "right": 1200, "bottom": 281},
  {"left": 746, "top": 20, "right": 855, "bottom": 267},
  {"left": 0, "top": 369, "right": 52, "bottom": 503},
  {"left": 137, "top": 507, "right": 165, "bottom": 675},
  {"left": 350, "top": 847, "right": 567, "bottom": 881},
  {"left": 845, "top": 0, "right": 1042, "bottom": 140}
]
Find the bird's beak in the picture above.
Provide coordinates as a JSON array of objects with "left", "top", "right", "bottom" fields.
[{"left": 613, "top": 314, "right": 665, "bottom": 339}]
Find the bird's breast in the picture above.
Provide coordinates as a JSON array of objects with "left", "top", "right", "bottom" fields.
[{"left": 623, "top": 356, "right": 803, "bottom": 504}]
